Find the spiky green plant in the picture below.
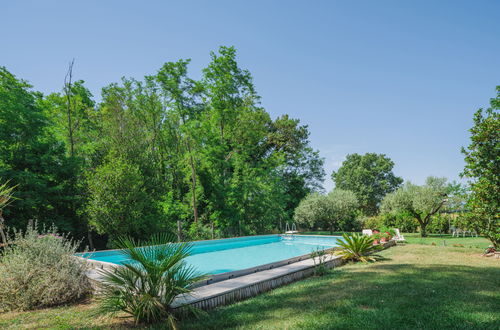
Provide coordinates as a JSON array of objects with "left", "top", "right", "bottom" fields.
[
  {"left": 335, "top": 233, "right": 383, "bottom": 262},
  {"left": 0, "top": 181, "right": 16, "bottom": 245},
  {"left": 96, "top": 233, "right": 206, "bottom": 328}
]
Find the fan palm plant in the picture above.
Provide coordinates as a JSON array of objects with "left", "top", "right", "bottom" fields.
[
  {"left": 96, "top": 233, "right": 206, "bottom": 328},
  {"left": 335, "top": 233, "right": 383, "bottom": 262}
]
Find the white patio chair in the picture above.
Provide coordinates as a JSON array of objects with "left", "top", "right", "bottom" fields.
[
  {"left": 450, "top": 226, "right": 461, "bottom": 237},
  {"left": 393, "top": 228, "right": 406, "bottom": 243},
  {"left": 362, "top": 229, "right": 373, "bottom": 236}
]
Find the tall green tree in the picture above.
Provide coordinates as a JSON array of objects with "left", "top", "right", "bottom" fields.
[
  {"left": 381, "top": 177, "right": 449, "bottom": 237},
  {"left": 461, "top": 86, "right": 500, "bottom": 248},
  {"left": 265, "top": 115, "right": 325, "bottom": 220},
  {"left": 199, "top": 46, "right": 288, "bottom": 236},
  {"left": 332, "top": 153, "right": 403, "bottom": 215},
  {"left": 0, "top": 67, "right": 81, "bottom": 233}
]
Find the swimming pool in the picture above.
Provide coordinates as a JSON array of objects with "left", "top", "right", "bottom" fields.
[{"left": 82, "top": 234, "right": 342, "bottom": 276}]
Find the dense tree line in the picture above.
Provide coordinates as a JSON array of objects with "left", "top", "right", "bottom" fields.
[{"left": 0, "top": 47, "right": 324, "bottom": 248}]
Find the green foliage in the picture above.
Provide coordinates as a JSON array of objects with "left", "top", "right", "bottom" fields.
[
  {"left": 332, "top": 153, "right": 402, "bottom": 215},
  {"left": 0, "top": 67, "right": 83, "bottom": 234},
  {"left": 335, "top": 233, "right": 382, "bottom": 262},
  {"left": 96, "top": 233, "right": 205, "bottom": 327},
  {"left": 461, "top": 86, "right": 500, "bottom": 248},
  {"left": 310, "top": 248, "right": 329, "bottom": 276},
  {"left": 294, "top": 189, "right": 359, "bottom": 233},
  {"left": 381, "top": 177, "right": 449, "bottom": 237},
  {"left": 0, "top": 47, "right": 324, "bottom": 245},
  {"left": 0, "top": 222, "right": 90, "bottom": 311},
  {"left": 86, "top": 158, "right": 164, "bottom": 245}
]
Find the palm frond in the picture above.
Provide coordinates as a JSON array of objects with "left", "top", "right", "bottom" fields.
[
  {"left": 335, "top": 233, "right": 383, "bottom": 262},
  {"left": 96, "top": 233, "right": 206, "bottom": 327}
]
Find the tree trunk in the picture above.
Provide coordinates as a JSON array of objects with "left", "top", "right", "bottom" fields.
[
  {"left": 87, "top": 228, "right": 95, "bottom": 250},
  {"left": 186, "top": 140, "right": 199, "bottom": 223},
  {"left": 0, "top": 212, "right": 7, "bottom": 245},
  {"left": 177, "top": 220, "right": 183, "bottom": 242},
  {"left": 420, "top": 223, "right": 428, "bottom": 237},
  {"left": 64, "top": 60, "right": 75, "bottom": 157}
]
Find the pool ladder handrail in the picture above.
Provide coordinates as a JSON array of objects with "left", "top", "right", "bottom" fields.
[{"left": 284, "top": 222, "right": 298, "bottom": 238}]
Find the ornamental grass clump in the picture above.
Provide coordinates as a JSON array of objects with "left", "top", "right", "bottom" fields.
[
  {"left": 335, "top": 233, "right": 383, "bottom": 263},
  {"left": 0, "top": 222, "right": 90, "bottom": 311},
  {"left": 96, "top": 233, "right": 206, "bottom": 328}
]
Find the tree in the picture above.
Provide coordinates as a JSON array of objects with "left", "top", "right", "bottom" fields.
[
  {"left": 332, "top": 153, "right": 402, "bottom": 215},
  {"left": 294, "top": 189, "right": 359, "bottom": 233},
  {"left": 86, "top": 158, "right": 165, "bottom": 245},
  {"left": 461, "top": 86, "right": 500, "bottom": 248},
  {"left": 265, "top": 115, "right": 325, "bottom": 220},
  {"left": 0, "top": 67, "right": 82, "bottom": 233},
  {"left": 381, "top": 177, "right": 449, "bottom": 237}
]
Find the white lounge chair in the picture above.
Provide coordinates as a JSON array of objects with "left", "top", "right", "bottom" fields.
[
  {"left": 362, "top": 229, "right": 373, "bottom": 236},
  {"left": 393, "top": 229, "right": 406, "bottom": 243}
]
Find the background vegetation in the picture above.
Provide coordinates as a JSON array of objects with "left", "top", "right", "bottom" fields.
[{"left": 0, "top": 47, "right": 324, "bottom": 248}]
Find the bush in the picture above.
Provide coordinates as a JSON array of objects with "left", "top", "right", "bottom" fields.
[
  {"left": 361, "top": 216, "right": 383, "bottom": 230},
  {"left": 426, "top": 213, "right": 452, "bottom": 234},
  {"left": 97, "top": 233, "right": 206, "bottom": 327},
  {"left": 0, "top": 223, "right": 90, "bottom": 311},
  {"left": 335, "top": 233, "right": 383, "bottom": 262}
]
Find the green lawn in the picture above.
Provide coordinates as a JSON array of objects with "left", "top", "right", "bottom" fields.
[
  {"left": 403, "top": 233, "right": 491, "bottom": 249},
  {"left": 0, "top": 237, "right": 498, "bottom": 329},
  {"left": 303, "top": 231, "right": 492, "bottom": 250}
]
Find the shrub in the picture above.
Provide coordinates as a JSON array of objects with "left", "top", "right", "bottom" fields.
[
  {"left": 0, "top": 223, "right": 90, "bottom": 311},
  {"left": 361, "top": 216, "right": 383, "bottom": 230},
  {"left": 310, "top": 248, "right": 329, "bottom": 276},
  {"left": 335, "top": 233, "right": 383, "bottom": 262},
  {"left": 426, "top": 213, "right": 452, "bottom": 234},
  {"left": 97, "top": 233, "right": 206, "bottom": 327}
]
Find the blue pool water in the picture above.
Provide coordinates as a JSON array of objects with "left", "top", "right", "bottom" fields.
[{"left": 82, "top": 234, "right": 342, "bottom": 275}]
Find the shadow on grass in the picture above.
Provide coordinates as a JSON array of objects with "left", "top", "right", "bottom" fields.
[{"left": 180, "top": 261, "right": 500, "bottom": 330}]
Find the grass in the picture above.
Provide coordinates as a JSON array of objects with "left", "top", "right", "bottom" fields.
[
  {"left": 403, "top": 233, "right": 491, "bottom": 249},
  {"left": 304, "top": 231, "right": 492, "bottom": 250},
  {"left": 0, "top": 237, "right": 498, "bottom": 329}
]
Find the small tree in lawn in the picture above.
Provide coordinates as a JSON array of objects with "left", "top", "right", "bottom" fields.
[
  {"left": 461, "top": 86, "right": 499, "bottom": 248},
  {"left": 294, "top": 189, "right": 358, "bottom": 234},
  {"left": 381, "top": 177, "right": 448, "bottom": 237}
]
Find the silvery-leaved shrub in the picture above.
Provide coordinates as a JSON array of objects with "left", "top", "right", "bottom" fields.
[{"left": 0, "top": 222, "right": 90, "bottom": 311}]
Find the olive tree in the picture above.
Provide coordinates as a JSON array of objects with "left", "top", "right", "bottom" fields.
[
  {"left": 381, "top": 177, "right": 448, "bottom": 237},
  {"left": 294, "top": 189, "right": 359, "bottom": 233}
]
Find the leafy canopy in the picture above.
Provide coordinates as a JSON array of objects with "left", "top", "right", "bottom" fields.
[
  {"left": 381, "top": 177, "right": 449, "bottom": 237},
  {"left": 332, "top": 153, "right": 402, "bottom": 215},
  {"left": 294, "top": 189, "right": 359, "bottom": 233},
  {"left": 461, "top": 86, "right": 500, "bottom": 248}
]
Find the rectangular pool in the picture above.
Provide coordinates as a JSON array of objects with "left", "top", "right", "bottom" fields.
[{"left": 82, "top": 234, "right": 342, "bottom": 276}]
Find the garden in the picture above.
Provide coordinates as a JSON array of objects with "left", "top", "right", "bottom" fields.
[{"left": 0, "top": 47, "right": 498, "bottom": 329}]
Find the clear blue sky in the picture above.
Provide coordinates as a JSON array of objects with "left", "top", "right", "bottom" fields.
[{"left": 2, "top": 0, "right": 499, "bottom": 191}]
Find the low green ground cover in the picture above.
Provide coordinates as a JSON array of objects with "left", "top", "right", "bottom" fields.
[{"left": 0, "top": 237, "right": 498, "bottom": 329}]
